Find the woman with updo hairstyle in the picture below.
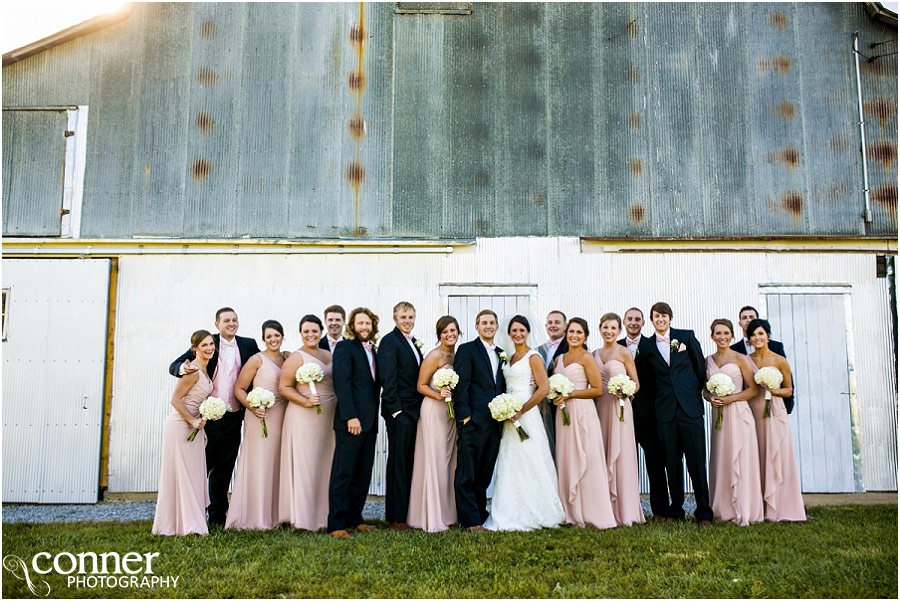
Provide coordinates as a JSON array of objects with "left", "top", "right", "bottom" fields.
[
  {"left": 224, "top": 320, "right": 288, "bottom": 530},
  {"left": 153, "top": 330, "right": 216, "bottom": 535},
  {"left": 746, "top": 318, "right": 806, "bottom": 522},
  {"left": 278, "top": 314, "right": 337, "bottom": 530},
  {"left": 408, "top": 315, "right": 461, "bottom": 532},
  {"left": 551, "top": 318, "right": 616, "bottom": 529},
  {"left": 703, "top": 318, "right": 763, "bottom": 526}
]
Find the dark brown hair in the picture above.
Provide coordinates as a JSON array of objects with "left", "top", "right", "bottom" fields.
[
  {"left": 566, "top": 317, "right": 590, "bottom": 350},
  {"left": 261, "top": 319, "right": 284, "bottom": 338},
  {"left": 475, "top": 309, "right": 498, "bottom": 324},
  {"left": 650, "top": 302, "right": 673, "bottom": 319},
  {"left": 324, "top": 304, "right": 346, "bottom": 320},
  {"left": 189, "top": 329, "right": 214, "bottom": 359},
  {"left": 508, "top": 315, "right": 531, "bottom": 333},
  {"left": 599, "top": 312, "right": 621, "bottom": 329},
  {"left": 215, "top": 307, "right": 236, "bottom": 322},
  {"left": 710, "top": 318, "right": 734, "bottom": 337},
  {"left": 435, "top": 315, "right": 461, "bottom": 340}
]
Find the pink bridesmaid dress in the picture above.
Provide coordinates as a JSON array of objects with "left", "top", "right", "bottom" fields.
[
  {"left": 225, "top": 355, "right": 287, "bottom": 530},
  {"left": 152, "top": 369, "right": 213, "bottom": 536},
  {"left": 407, "top": 364, "right": 458, "bottom": 532},
  {"left": 706, "top": 356, "right": 763, "bottom": 526},
  {"left": 554, "top": 356, "right": 617, "bottom": 529},
  {"left": 593, "top": 351, "right": 645, "bottom": 526},
  {"left": 748, "top": 362, "right": 807, "bottom": 522},
  {"left": 278, "top": 349, "right": 336, "bottom": 530}
]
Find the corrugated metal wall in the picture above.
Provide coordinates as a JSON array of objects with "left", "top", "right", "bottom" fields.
[
  {"left": 3, "top": 2, "right": 896, "bottom": 238},
  {"left": 107, "top": 239, "right": 897, "bottom": 494}
]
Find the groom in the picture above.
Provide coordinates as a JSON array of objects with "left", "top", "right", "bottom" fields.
[{"left": 453, "top": 309, "right": 506, "bottom": 532}]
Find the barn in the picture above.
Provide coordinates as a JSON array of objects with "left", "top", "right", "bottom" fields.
[{"left": 2, "top": 2, "right": 897, "bottom": 504}]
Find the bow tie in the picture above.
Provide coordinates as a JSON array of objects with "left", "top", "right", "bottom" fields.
[
  {"left": 404, "top": 334, "right": 413, "bottom": 341},
  {"left": 221, "top": 338, "right": 236, "bottom": 348},
  {"left": 626, "top": 337, "right": 640, "bottom": 346},
  {"left": 656, "top": 334, "right": 669, "bottom": 343},
  {"left": 363, "top": 342, "right": 374, "bottom": 351}
]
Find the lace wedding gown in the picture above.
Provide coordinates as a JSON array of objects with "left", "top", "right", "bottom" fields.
[{"left": 485, "top": 350, "right": 565, "bottom": 531}]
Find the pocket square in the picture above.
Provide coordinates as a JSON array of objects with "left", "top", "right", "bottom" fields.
[{"left": 678, "top": 343, "right": 686, "bottom": 352}]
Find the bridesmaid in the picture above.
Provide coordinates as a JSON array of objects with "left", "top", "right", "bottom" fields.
[
  {"left": 225, "top": 320, "right": 287, "bottom": 530},
  {"left": 152, "top": 330, "right": 215, "bottom": 536},
  {"left": 552, "top": 318, "right": 617, "bottom": 530},
  {"left": 703, "top": 318, "right": 763, "bottom": 526},
  {"left": 747, "top": 318, "right": 806, "bottom": 522},
  {"left": 407, "top": 315, "right": 460, "bottom": 532},
  {"left": 278, "top": 315, "right": 336, "bottom": 530},
  {"left": 592, "top": 313, "right": 645, "bottom": 526}
]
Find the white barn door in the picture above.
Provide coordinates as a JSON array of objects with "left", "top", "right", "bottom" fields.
[{"left": 2, "top": 259, "right": 109, "bottom": 503}]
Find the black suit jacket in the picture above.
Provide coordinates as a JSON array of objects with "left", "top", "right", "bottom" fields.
[
  {"left": 452, "top": 339, "right": 507, "bottom": 424},
  {"left": 377, "top": 327, "right": 425, "bottom": 419},
  {"left": 546, "top": 340, "right": 569, "bottom": 376},
  {"left": 319, "top": 336, "right": 343, "bottom": 351},
  {"left": 731, "top": 338, "right": 794, "bottom": 413},
  {"left": 637, "top": 328, "right": 706, "bottom": 421},
  {"left": 618, "top": 336, "right": 655, "bottom": 415},
  {"left": 332, "top": 338, "right": 381, "bottom": 432},
  {"left": 168, "top": 334, "right": 260, "bottom": 380}
]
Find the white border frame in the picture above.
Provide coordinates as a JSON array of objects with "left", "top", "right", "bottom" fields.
[{"left": 60, "top": 105, "right": 88, "bottom": 238}]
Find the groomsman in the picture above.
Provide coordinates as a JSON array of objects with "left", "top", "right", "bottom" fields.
[
  {"left": 536, "top": 310, "right": 568, "bottom": 459},
  {"left": 377, "top": 301, "right": 424, "bottom": 531},
  {"left": 319, "top": 305, "right": 346, "bottom": 352},
  {"left": 731, "top": 305, "right": 794, "bottom": 413},
  {"left": 617, "top": 307, "right": 669, "bottom": 521},
  {"left": 636, "top": 302, "right": 713, "bottom": 525},
  {"left": 168, "top": 307, "right": 260, "bottom": 526},
  {"left": 327, "top": 307, "right": 382, "bottom": 538},
  {"left": 453, "top": 309, "right": 506, "bottom": 531}
]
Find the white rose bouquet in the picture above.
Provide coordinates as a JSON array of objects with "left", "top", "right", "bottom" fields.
[
  {"left": 607, "top": 373, "right": 637, "bottom": 422},
  {"left": 754, "top": 366, "right": 784, "bottom": 418},
  {"left": 246, "top": 387, "right": 276, "bottom": 438},
  {"left": 431, "top": 368, "right": 460, "bottom": 418},
  {"left": 488, "top": 393, "right": 529, "bottom": 442},
  {"left": 188, "top": 396, "right": 227, "bottom": 441},
  {"left": 296, "top": 363, "right": 325, "bottom": 414},
  {"left": 547, "top": 373, "right": 574, "bottom": 426},
  {"left": 706, "top": 373, "right": 736, "bottom": 430}
]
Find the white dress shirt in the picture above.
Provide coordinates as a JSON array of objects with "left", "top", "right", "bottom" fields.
[
  {"left": 404, "top": 334, "right": 421, "bottom": 366},
  {"left": 625, "top": 335, "right": 641, "bottom": 358},
  {"left": 742, "top": 338, "right": 754, "bottom": 355},
  {"left": 655, "top": 328, "right": 671, "bottom": 365},
  {"left": 544, "top": 337, "right": 563, "bottom": 369},
  {"left": 327, "top": 335, "right": 342, "bottom": 352},
  {"left": 481, "top": 338, "right": 499, "bottom": 382}
]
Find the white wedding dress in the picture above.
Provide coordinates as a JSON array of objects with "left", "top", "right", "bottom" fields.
[{"left": 485, "top": 349, "right": 565, "bottom": 531}]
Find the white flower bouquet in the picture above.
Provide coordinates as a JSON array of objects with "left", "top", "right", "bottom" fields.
[
  {"left": 188, "top": 396, "right": 227, "bottom": 441},
  {"left": 754, "top": 366, "right": 784, "bottom": 418},
  {"left": 296, "top": 363, "right": 325, "bottom": 414},
  {"left": 547, "top": 373, "right": 574, "bottom": 426},
  {"left": 246, "top": 387, "right": 276, "bottom": 438},
  {"left": 488, "top": 393, "right": 529, "bottom": 442},
  {"left": 607, "top": 373, "right": 637, "bottom": 422},
  {"left": 706, "top": 373, "right": 736, "bottom": 430},
  {"left": 431, "top": 368, "right": 460, "bottom": 418}
]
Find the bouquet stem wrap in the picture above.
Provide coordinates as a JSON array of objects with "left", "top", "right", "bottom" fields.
[
  {"left": 512, "top": 418, "right": 529, "bottom": 442},
  {"left": 309, "top": 380, "right": 322, "bottom": 414},
  {"left": 619, "top": 398, "right": 625, "bottom": 422},
  {"left": 445, "top": 392, "right": 455, "bottom": 419},
  {"left": 560, "top": 404, "right": 571, "bottom": 426},
  {"left": 763, "top": 390, "right": 772, "bottom": 418}
]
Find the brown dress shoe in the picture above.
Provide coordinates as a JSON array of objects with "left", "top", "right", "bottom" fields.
[
  {"left": 329, "top": 529, "right": 352, "bottom": 538},
  {"left": 354, "top": 523, "right": 378, "bottom": 532},
  {"left": 465, "top": 525, "right": 489, "bottom": 532},
  {"left": 698, "top": 519, "right": 713, "bottom": 527},
  {"left": 387, "top": 523, "right": 411, "bottom": 531}
]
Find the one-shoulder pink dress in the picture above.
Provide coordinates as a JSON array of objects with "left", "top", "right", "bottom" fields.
[
  {"left": 152, "top": 368, "right": 212, "bottom": 536},
  {"left": 554, "top": 356, "right": 617, "bottom": 530},
  {"left": 225, "top": 354, "right": 288, "bottom": 530},
  {"left": 593, "top": 351, "right": 645, "bottom": 526},
  {"left": 748, "top": 361, "right": 806, "bottom": 522},
  {"left": 706, "top": 356, "right": 763, "bottom": 526},
  {"left": 278, "top": 349, "right": 337, "bottom": 530},
  {"left": 407, "top": 364, "right": 458, "bottom": 532}
]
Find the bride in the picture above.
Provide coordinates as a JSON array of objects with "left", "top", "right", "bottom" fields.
[{"left": 485, "top": 315, "right": 565, "bottom": 531}]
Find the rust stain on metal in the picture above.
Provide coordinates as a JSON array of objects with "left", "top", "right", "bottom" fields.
[
  {"left": 769, "top": 11, "right": 787, "bottom": 30},
  {"left": 348, "top": 70, "right": 366, "bottom": 91},
  {"left": 863, "top": 97, "right": 897, "bottom": 130},
  {"left": 829, "top": 135, "right": 849, "bottom": 154},
  {"left": 777, "top": 101, "right": 795, "bottom": 120},
  {"left": 861, "top": 59, "right": 894, "bottom": 77},
  {"left": 628, "top": 158, "right": 642, "bottom": 177},
  {"left": 348, "top": 116, "right": 365, "bottom": 140},
  {"left": 781, "top": 191, "right": 803, "bottom": 217},
  {"left": 350, "top": 23, "right": 365, "bottom": 45},
  {"left": 346, "top": 162, "right": 365, "bottom": 185},
  {"left": 627, "top": 112, "right": 641, "bottom": 129},
  {"left": 868, "top": 140, "right": 897, "bottom": 170},
  {"left": 199, "top": 21, "right": 216, "bottom": 38},
  {"left": 627, "top": 66, "right": 639, "bottom": 83},
  {"left": 353, "top": 226, "right": 368, "bottom": 236},
  {"left": 628, "top": 203, "right": 646, "bottom": 224},
  {"left": 349, "top": 3, "right": 366, "bottom": 234},
  {"left": 474, "top": 170, "right": 490, "bottom": 186},
  {"left": 872, "top": 184, "right": 898, "bottom": 215},
  {"left": 757, "top": 56, "right": 791, "bottom": 74},
  {"left": 475, "top": 219, "right": 491, "bottom": 235},
  {"left": 625, "top": 20, "right": 637, "bottom": 38},
  {"left": 195, "top": 112, "right": 214, "bottom": 133},
  {"left": 197, "top": 66, "right": 217, "bottom": 86},
  {"left": 778, "top": 147, "right": 800, "bottom": 170},
  {"left": 532, "top": 193, "right": 546, "bottom": 206},
  {"left": 191, "top": 158, "right": 211, "bottom": 181}
]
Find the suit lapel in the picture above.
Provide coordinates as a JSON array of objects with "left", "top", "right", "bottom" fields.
[
  {"left": 394, "top": 328, "right": 419, "bottom": 365},
  {"left": 474, "top": 339, "right": 495, "bottom": 382},
  {"left": 354, "top": 338, "right": 376, "bottom": 382},
  {"left": 645, "top": 333, "right": 669, "bottom": 369}
]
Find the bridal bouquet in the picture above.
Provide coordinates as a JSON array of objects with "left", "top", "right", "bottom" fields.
[
  {"left": 188, "top": 396, "right": 227, "bottom": 441},
  {"left": 754, "top": 366, "right": 783, "bottom": 418},
  {"left": 489, "top": 393, "right": 529, "bottom": 442},
  {"left": 706, "top": 373, "right": 736, "bottom": 430},
  {"left": 431, "top": 367, "right": 460, "bottom": 418},
  {"left": 296, "top": 363, "right": 325, "bottom": 414},
  {"left": 246, "top": 387, "right": 276, "bottom": 438},
  {"left": 547, "top": 374, "right": 574, "bottom": 426},
  {"left": 607, "top": 373, "right": 637, "bottom": 422}
]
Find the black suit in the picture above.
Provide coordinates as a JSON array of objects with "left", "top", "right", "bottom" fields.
[
  {"left": 327, "top": 338, "right": 381, "bottom": 532},
  {"left": 169, "top": 334, "right": 260, "bottom": 525},
  {"left": 731, "top": 338, "right": 794, "bottom": 414},
  {"left": 618, "top": 336, "right": 669, "bottom": 518},
  {"left": 636, "top": 329, "right": 713, "bottom": 522},
  {"left": 319, "top": 336, "right": 343, "bottom": 352},
  {"left": 377, "top": 327, "right": 424, "bottom": 524},
  {"left": 452, "top": 339, "right": 506, "bottom": 528}
]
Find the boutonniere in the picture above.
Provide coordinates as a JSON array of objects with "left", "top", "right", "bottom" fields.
[
  {"left": 414, "top": 339, "right": 423, "bottom": 350},
  {"left": 670, "top": 339, "right": 680, "bottom": 351},
  {"left": 498, "top": 350, "right": 508, "bottom": 363}
]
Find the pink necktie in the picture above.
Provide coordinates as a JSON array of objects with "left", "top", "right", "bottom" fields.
[{"left": 363, "top": 342, "right": 376, "bottom": 379}]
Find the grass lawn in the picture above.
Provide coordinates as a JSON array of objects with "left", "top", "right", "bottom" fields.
[{"left": 2, "top": 504, "right": 896, "bottom": 598}]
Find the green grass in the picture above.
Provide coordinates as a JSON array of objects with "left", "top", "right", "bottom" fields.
[{"left": 2, "top": 504, "right": 896, "bottom": 598}]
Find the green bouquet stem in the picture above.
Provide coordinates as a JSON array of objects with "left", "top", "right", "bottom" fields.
[
  {"left": 261, "top": 417, "right": 268, "bottom": 438},
  {"left": 561, "top": 405, "right": 571, "bottom": 426},
  {"left": 187, "top": 427, "right": 200, "bottom": 442},
  {"left": 514, "top": 422, "right": 529, "bottom": 442},
  {"left": 447, "top": 398, "right": 455, "bottom": 419},
  {"left": 763, "top": 391, "right": 772, "bottom": 418},
  {"left": 715, "top": 406, "right": 723, "bottom": 430},
  {"left": 316, "top": 405, "right": 323, "bottom": 415}
]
